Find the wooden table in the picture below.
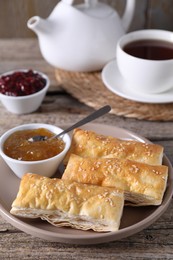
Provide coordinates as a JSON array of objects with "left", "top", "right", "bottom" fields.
[{"left": 0, "top": 39, "right": 173, "bottom": 260}]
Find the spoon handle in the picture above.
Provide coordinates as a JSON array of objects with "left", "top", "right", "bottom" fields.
[{"left": 53, "top": 105, "right": 111, "bottom": 139}]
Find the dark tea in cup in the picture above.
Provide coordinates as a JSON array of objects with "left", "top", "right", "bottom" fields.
[{"left": 123, "top": 39, "right": 173, "bottom": 60}]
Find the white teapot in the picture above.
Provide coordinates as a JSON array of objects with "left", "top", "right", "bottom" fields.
[{"left": 27, "top": 0, "right": 135, "bottom": 72}]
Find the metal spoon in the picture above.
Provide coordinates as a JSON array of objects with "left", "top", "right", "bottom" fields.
[{"left": 28, "top": 105, "right": 111, "bottom": 142}]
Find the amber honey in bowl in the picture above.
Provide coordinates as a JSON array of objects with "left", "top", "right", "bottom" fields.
[{"left": 3, "top": 128, "right": 65, "bottom": 161}]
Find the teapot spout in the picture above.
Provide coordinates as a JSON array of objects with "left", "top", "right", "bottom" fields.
[{"left": 27, "top": 16, "right": 49, "bottom": 35}]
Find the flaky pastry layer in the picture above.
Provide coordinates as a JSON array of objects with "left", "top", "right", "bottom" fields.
[
  {"left": 64, "top": 128, "right": 163, "bottom": 166},
  {"left": 10, "top": 173, "right": 124, "bottom": 232},
  {"left": 62, "top": 154, "right": 168, "bottom": 205}
]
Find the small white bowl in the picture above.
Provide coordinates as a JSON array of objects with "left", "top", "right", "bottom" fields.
[
  {"left": 0, "top": 123, "right": 71, "bottom": 178},
  {"left": 0, "top": 69, "right": 50, "bottom": 114}
]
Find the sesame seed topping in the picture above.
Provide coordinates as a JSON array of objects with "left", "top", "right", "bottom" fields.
[{"left": 152, "top": 169, "right": 162, "bottom": 175}]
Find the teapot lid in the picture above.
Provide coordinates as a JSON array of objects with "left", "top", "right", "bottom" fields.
[{"left": 76, "top": 1, "right": 115, "bottom": 18}]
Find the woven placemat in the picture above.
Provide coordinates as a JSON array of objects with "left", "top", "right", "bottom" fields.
[{"left": 55, "top": 69, "right": 173, "bottom": 121}]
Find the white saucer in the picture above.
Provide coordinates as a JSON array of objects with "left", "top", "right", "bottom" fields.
[{"left": 102, "top": 59, "right": 173, "bottom": 104}]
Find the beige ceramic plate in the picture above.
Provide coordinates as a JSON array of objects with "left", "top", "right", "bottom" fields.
[{"left": 0, "top": 123, "right": 173, "bottom": 244}]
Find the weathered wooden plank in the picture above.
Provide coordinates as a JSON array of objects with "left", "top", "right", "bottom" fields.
[
  {"left": 148, "top": 0, "right": 173, "bottom": 30},
  {"left": 0, "top": 202, "right": 172, "bottom": 259},
  {"left": 0, "top": 0, "right": 58, "bottom": 38},
  {"left": 0, "top": 39, "right": 42, "bottom": 61},
  {"left": 0, "top": 0, "right": 133, "bottom": 38},
  {"left": 0, "top": 0, "right": 173, "bottom": 39},
  {"left": 1, "top": 94, "right": 173, "bottom": 142}
]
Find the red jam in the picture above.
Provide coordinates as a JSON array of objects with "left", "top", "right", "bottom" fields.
[{"left": 0, "top": 70, "right": 46, "bottom": 96}]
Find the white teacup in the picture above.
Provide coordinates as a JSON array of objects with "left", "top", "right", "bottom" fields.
[{"left": 116, "top": 29, "right": 173, "bottom": 94}]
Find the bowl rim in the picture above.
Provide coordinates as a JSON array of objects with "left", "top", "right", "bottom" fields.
[
  {"left": 0, "top": 123, "right": 71, "bottom": 164},
  {"left": 0, "top": 69, "right": 50, "bottom": 100}
]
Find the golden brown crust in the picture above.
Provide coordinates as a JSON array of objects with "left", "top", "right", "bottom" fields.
[
  {"left": 10, "top": 173, "right": 124, "bottom": 232},
  {"left": 64, "top": 128, "right": 163, "bottom": 166},
  {"left": 62, "top": 154, "right": 168, "bottom": 205}
]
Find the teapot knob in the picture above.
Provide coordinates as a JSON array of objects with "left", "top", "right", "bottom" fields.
[
  {"left": 61, "top": 0, "right": 73, "bottom": 4},
  {"left": 62, "top": 0, "right": 98, "bottom": 5}
]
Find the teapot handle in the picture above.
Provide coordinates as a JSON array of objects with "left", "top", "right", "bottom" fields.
[
  {"left": 62, "top": 0, "right": 98, "bottom": 7},
  {"left": 121, "top": 0, "right": 136, "bottom": 32},
  {"left": 62, "top": 0, "right": 134, "bottom": 31}
]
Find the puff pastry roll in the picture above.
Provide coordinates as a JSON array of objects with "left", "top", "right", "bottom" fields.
[
  {"left": 64, "top": 128, "right": 163, "bottom": 166},
  {"left": 62, "top": 154, "right": 168, "bottom": 206},
  {"left": 10, "top": 173, "right": 124, "bottom": 232}
]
